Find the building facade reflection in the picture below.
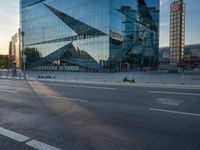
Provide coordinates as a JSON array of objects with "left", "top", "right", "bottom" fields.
[
  {"left": 9, "top": 29, "right": 21, "bottom": 69},
  {"left": 20, "top": 0, "right": 160, "bottom": 71}
]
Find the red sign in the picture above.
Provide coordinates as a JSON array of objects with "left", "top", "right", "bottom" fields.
[{"left": 172, "top": 3, "right": 180, "bottom": 12}]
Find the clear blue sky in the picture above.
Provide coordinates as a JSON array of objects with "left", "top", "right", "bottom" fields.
[
  {"left": 0, "top": 0, "right": 200, "bottom": 54},
  {"left": 160, "top": 0, "right": 200, "bottom": 46}
]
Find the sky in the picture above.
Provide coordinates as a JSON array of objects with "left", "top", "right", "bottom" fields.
[
  {"left": 0, "top": 0, "right": 19, "bottom": 55},
  {"left": 0, "top": 0, "right": 200, "bottom": 54},
  {"left": 160, "top": 0, "right": 200, "bottom": 46}
]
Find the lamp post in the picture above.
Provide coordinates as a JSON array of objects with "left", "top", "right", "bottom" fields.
[{"left": 21, "top": 31, "right": 26, "bottom": 80}]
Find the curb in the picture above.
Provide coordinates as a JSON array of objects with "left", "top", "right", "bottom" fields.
[{"left": 1, "top": 76, "right": 200, "bottom": 90}]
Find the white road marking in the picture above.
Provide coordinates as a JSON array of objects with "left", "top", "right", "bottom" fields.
[
  {"left": 46, "top": 95, "right": 89, "bottom": 102},
  {"left": 0, "top": 127, "right": 30, "bottom": 142},
  {"left": 150, "top": 108, "right": 200, "bottom": 117},
  {"left": 30, "top": 82, "right": 117, "bottom": 90},
  {"left": 149, "top": 91, "right": 200, "bottom": 96},
  {"left": 0, "top": 89, "right": 17, "bottom": 94},
  {"left": 26, "top": 139, "right": 61, "bottom": 150},
  {"left": 156, "top": 98, "right": 184, "bottom": 106},
  {"left": 0, "top": 127, "right": 62, "bottom": 150},
  {"left": 62, "top": 84, "right": 115, "bottom": 90}
]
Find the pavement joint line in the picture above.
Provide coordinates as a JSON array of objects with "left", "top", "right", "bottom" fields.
[
  {"left": 0, "top": 127, "right": 30, "bottom": 142},
  {"left": 46, "top": 95, "right": 89, "bottom": 102},
  {"left": 149, "top": 91, "right": 200, "bottom": 96},
  {"left": 0, "top": 89, "right": 18, "bottom": 94},
  {"left": 30, "top": 82, "right": 117, "bottom": 90},
  {"left": 150, "top": 108, "right": 200, "bottom": 117},
  {"left": 26, "top": 139, "right": 61, "bottom": 150}
]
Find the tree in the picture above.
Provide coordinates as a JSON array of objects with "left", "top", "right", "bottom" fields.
[
  {"left": 24, "top": 47, "right": 41, "bottom": 67},
  {"left": 0, "top": 55, "right": 8, "bottom": 69}
]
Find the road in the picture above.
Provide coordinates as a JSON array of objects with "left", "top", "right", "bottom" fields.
[{"left": 0, "top": 79, "right": 200, "bottom": 150}]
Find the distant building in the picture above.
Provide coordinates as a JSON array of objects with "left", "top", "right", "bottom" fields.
[
  {"left": 169, "top": 0, "right": 185, "bottom": 65},
  {"left": 160, "top": 44, "right": 200, "bottom": 66},
  {"left": 184, "top": 44, "right": 200, "bottom": 59},
  {"left": 9, "top": 29, "right": 21, "bottom": 69}
]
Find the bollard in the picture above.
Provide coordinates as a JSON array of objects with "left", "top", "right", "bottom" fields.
[
  {"left": 182, "top": 73, "right": 185, "bottom": 85},
  {"left": 29, "top": 70, "right": 31, "bottom": 80},
  {"left": 145, "top": 74, "right": 149, "bottom": 84},
  {"left": 162, "top": 74, "right": 166, "bottom": 84},
  {"left": 55, "top": 71, "right": 56, "bottom": 81},
  {"left": 37, "top": 70, "right": 38, "bottom": 80},
  {"left": 65, "top": 71, "right": 67, "bottom": 81}
]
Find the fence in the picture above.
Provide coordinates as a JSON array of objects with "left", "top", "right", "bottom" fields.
[{"left": 0, "top": 69, "right": 200, "bottom": 86}]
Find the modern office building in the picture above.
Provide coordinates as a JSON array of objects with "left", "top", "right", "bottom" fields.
[
  {"left": 8, "top": 29, "right": 21, "bottom": 69},
  {"left": 170, "top": 0, "right": 185, "bottom": 65},
  {"left": 20, "top": 0, "right": 159, "bottom": 72}
]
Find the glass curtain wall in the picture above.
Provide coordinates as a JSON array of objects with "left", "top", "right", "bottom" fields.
[
  {"left": 110, "top": 0, "right": 160, "bottom": 71},
  {"left": 20, "top": 0, "right": 159, "bottom": 72}
]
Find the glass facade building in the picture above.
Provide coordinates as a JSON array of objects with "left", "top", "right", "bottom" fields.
[
  {"left": 20, "top": 0, "right": 160, "bottom": 72},
  {"left": 170, "top": 0, "right": 185, "bottom": 65}
]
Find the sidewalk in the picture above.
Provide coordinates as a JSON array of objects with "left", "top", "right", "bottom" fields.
[
  {"left": 48, "top": 78, "right": 200, "bottom": 90},
  {"left": 1, "top": 71, "right": 200, "bottom": 90}
]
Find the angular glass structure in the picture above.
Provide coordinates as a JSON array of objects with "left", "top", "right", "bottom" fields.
[{"left": 20, "top": 0, "right": 160, "bottom": 72}]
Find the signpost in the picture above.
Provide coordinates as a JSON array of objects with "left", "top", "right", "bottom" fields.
[
  {"left": 21, "top": 31, "right": 26, "bottom": 80},
  {"left": 22, "top": 54, "right": 26, "bottom": 80}
]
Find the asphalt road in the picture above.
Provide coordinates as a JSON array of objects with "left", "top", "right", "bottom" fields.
[{"left": 0, "top": 79, "right": 200, "bottom": 150}]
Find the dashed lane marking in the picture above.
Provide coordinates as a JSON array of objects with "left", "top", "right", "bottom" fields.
[
  {"left": 156, "top": 98, "right": 184, "bottom": 106},
  {"left": 0, "top": 89, "right": 17, "bottom": 94},
  {"left": 150, "top": 108, "right": 200, "bottom": 117},
  {"left": 0, "top": 127, "right": 62, "bottom": 150},
  {"left": 149, "top": 91, "right": 200, "bottom": 96},
  {"left": 46, "top": 95, "right": 89, "bottom": 102},
  {"left": 0, "top": 127, "right": 30, "bottom": 142},
  {"left": 26, "top": 139, "right": 61, "bottom": 150}
]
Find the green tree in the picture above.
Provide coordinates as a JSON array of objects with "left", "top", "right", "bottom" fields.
[{"left": 0, "top": 55, "right": 8, "bottom": 69}]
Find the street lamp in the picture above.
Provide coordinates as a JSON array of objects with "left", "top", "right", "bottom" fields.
[{"left": 21, "top": 31, "right": 26, "bottom": 80}]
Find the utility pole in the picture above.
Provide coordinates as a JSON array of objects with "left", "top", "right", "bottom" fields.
[{"left": 21, "top": 31, "right": 26, "bottom": 80}]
